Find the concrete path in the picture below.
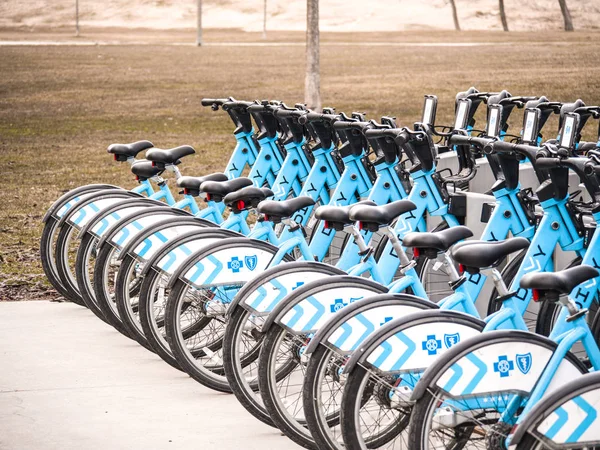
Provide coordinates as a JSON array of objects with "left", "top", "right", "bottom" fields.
[{"left": 0, "top": 301, "right": 300, "bottom": 450}]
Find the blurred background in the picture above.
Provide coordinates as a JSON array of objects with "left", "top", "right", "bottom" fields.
[{"left": 1, "top": 0, "right": 599, "bottom": 301}]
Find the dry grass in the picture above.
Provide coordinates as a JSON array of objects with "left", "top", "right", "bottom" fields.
[{"left": 1, "top": 28, "right": 600, "bottom": 300}]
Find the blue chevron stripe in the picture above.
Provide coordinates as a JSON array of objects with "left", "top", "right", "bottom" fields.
[
  {"left": 566, "top": 396, "right": 597, "bottom": 443},
  {"left": 372, "top": 341, "right": 393, "bottom": 369},
  {"left": 461, "top": 353, "right": 488, "bottom": 395},
  {"left": 186, "top": 260, "right": 205, "bottom": 283},
  {"left": 355, "top": 313, "right": 376, "bottom": 348},
  {"left": 302, "top": 295, "right": 327, "bottom": 331},
  {"left": 265, "top": 278, "right": 288, "bottom": 312},
  {"left": 249, "top": 285, "right": 268, "bottom": 309},
  {"left": 95, "top": 212, "right": 121, "bottom": 236},
  {"left": 137, "top": 231, "right": 169, "bottom": 257},
  {"left": 390, "top": 331, "right": 416, "bottom": 371},
  {"left": 441, "top": 362, "right": 463, "bottom": 392},
  {"left": 202, "top": 254, "right": 223, "bottom": 285},
  {"left": 544, "top": 406, "right": 569, "bottom": 441},
  {"left": 283, "top": 303, "right": 305, "bottom": 329},
  {"left": 332, "top": 322, "right": 353, "bottom": 350}
]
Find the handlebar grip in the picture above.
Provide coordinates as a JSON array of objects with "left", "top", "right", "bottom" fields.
[
  {"left": 273, "top": 108, "right": 302, "bottom": 118},
  {"left": 449, "top": 134, "right": 494, "bottom": 148},
  {"left": 333, "top": 120, "right": 368, "bottom": 131},
  {"left": 578, "top": 142, "right": 599, "bottom": 153},
  {"left": 484, "top": 140, "right": 517, "bottom": 155},
  {"left": 364, "top": 129, "right": 399, "bottom": 139},
  {"left": 535, "top": 157, "right": 559, "bottom": 170},
  {"left": 298, "top": 112, "right": 339, "bottom": 125},
  {"left": 201, "top": 98, "right": 230, "bottom": 107}
]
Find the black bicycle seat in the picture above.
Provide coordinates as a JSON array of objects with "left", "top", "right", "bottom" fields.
[
  {"left": 200, "top": 178, "right": 253, "bottom": 201},
  {"left": 107, "top": 140, "right": 154, "bottom": 161},
  {"left": 258, "top": 197, "right": 316, "bottom": 223},
  {"left": 451, "top": 237, "right": 529, "bottom": 272},
  {"left": 315, "top": 201, "right": 377, "bottom": 231},
  {"left": 146, "top": 145, "right": 195, "bottom": 167},
  {"left": 130, "top": 160, "right": 163, "bottom": 181},
  {"left": 349, "top": 200, "right": 418, "bottom": 232},
  {"left": 224, "top": 187, "right": 274, "bottom": 213},
  {"left": 177, "top": 173, "right": 229, "bottom": 196},
  {"left": 520, "top": 265, "right": 598, "bottom": 296},
  {"left": 403, "top": 226, "right": 473, "bottom": 257}
]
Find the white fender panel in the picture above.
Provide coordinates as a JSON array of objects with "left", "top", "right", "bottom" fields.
[
  {"left": 327, "top": 304, "right": 424, "bottom": 353},
  {"left": 243, "top": 271, "right": 334, "bottom": 315},
  {"left": 155, "top": 238, "right": 221, "bottom": 275},
  {"left": 69, "top": 198, "right": 124, "bottom": 227},
  {"left": 279, "top": 286, "right": 380, "bottom": 333},
  {"left": 133, "top": 225, "right": 200, "bottom": 260},
  {"left": 182, "top": 247, "right": 273, "bottom": 287},
  {"left": 436, "top": 341, "right": 583, "bottom": 397},
  {"left": 537, "top": 389, "right": 600, "bottom": 444},
  {"left": 110, "top": 214, "right": 178, "bottom": 247},
  {"left": 90, "top": 206, "right": 146, "bottom": 237},
  {"left": 366, "top": 322, "right": 481, "bottom": 373}
]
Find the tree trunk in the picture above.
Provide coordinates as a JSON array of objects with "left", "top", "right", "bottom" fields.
[
  {"left": 499, "top": 0, "right": 509, "bottom": 31},
  {"left": 196, "top": 0, "right": 203, "bottom": 45},
  {"left": 262, "top": 0, "right": 267, "bottom": 39},
  {"left": 449, "top": 0, "right": 461, "bottom": 31},
  {"left": 305, "top": 0, "right": 321, "bottom": 110},
  {"left": 558, "top": 0, "right": 574, "bottom": 31}
]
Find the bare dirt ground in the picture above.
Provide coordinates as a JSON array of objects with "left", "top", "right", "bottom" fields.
[{"left": 1, "top": 28, "right": 600, "bottom": 301}]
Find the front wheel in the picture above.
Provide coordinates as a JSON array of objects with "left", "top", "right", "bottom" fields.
[
  {"left": 258, "top": 324, "right": 315, "bottom": 449},
  {"left": 164, "top": 279, "right": 231, "bottom": 393}
]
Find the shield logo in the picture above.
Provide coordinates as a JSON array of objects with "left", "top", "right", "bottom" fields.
[
  {"left": 244, "top": 255, "right": 258, "bottom": 271},
  {"left": 516, "top": 353, "right": 532, "bottom": 374},
  {"left": 444, "top": 333, "right": 460, "bottom": 349}
]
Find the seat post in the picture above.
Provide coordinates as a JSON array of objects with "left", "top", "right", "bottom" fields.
[
  {"left": 439, "top": 252, "right": 461, "bottom": 283},
  {"left": 383, "top": 226, "right": 412, "bottom": 267},
  {"left": 345, "top": 225, "right": 370, "bottom": 254},
  {"left": 165, "top": 163, "right": 183, "bottom": 180},
  {"left": 483, "top": 267, "right": 510, "bottom": 297}
]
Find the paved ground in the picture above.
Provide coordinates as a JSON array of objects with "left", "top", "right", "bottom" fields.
[{"left": 0, "top": 301, "right": 300, "bottom": 450}]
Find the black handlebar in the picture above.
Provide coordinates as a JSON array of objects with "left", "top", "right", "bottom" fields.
[{"left": 201, "top": 98, "right": 234, "bottom": 110}]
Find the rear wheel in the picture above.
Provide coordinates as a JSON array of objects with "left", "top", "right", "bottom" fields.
[
  {"left": 75, "top": 232, "right": 109, "bottom": 321},
  {"left": 258, "top": 324, "right": 314, "bottom": 449},
  {"left": 40, "top": 217, "right": 76, "bottom": 301},
  {"left": 164, "top": 279, "right": 232, "bottom": 392},
  {"left": 222, "top": 307, "right": 275, "bottom": 426},
  {"left": 55, "top": 223, "right": 86, "bottom": 305},
  {"left": 93, "top": 244, "right": 135, "bottom": 338},
  {"left": 138, "top": 267, "right": 182, "bottom": 370},
  {"left": 115, "top": 254, "right": 153, "bottom": 350},
  {"left": 340, "top": 364, "right": 411, "bottom": 450}
]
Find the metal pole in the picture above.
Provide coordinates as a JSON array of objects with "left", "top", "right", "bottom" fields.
[
  {"left": 196, "top": 0, "right": 203, "bottom": 46},
  {"left": 75, "top": 0, "right": 80, "bottom": 37},
  {"left": 262, "top": 0, "right": 267, "bottom": 39}
]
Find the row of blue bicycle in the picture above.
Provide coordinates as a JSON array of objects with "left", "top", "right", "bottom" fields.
[{"left": 41, "top": 90, "right": 600, "bottom": 449}]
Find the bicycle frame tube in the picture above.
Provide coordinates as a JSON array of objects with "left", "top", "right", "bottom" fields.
[
  {"left": 223, "top": 129, "right": 259, "bottom": 179},
  {"left": 247, "top": 220, "right": 280, "bottom": 244},
  {"left": 247, "top": 134, "right": 283, "bottom": 187},
  {"left": 374, "top": 167, "right": 455, "bottom": 284},
  {"left": 459, "top": 184, "right": 537, "bottom": 301},
  {"left": 148, "top": 183, "right": 176, "bottom": 205},
  {"left": 267, "top": 228, "right": 313, "bottom": 265},
  {"left": 219, "top": 212, "right": 252, "bottom": 235},
  {"left": 172, "top": 195, "right": 200, "bottom": 215},
  {"left": 194, "top": 199, "right": 225, "bottom": 224},
  {"left": 308, "top": 152, "right": 375, "bottom": 263},
  {"left": 131, "top": 180, "right": 154, "bottom": 196},
  {"left": 484, "top": 195, "right": 585, "bottom": 331},
  {"left": 270, "top": 137, "right": 312, "bottom": 201}
]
